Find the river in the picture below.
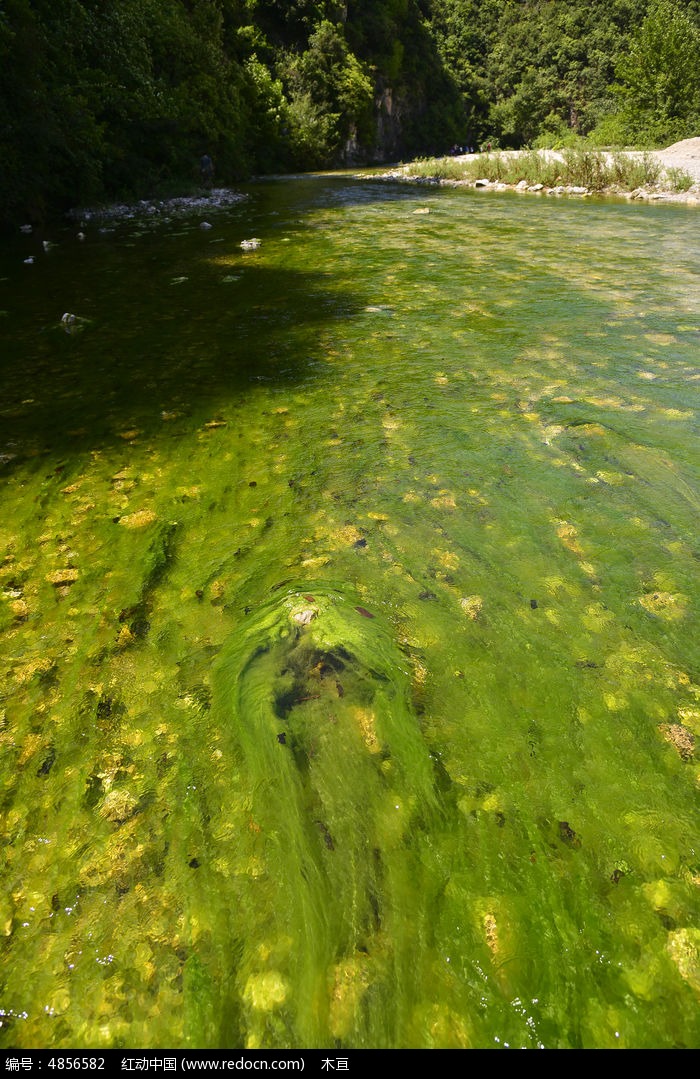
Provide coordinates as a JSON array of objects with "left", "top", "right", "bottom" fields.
[{"left": 1, "top": 175, "right": 699, "bottom": 1049}]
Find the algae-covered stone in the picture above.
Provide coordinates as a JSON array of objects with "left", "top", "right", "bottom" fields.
[
  {"left": 100, "top": 789, "right": 139, "bottom": 824},
  {"left": 328, "top": 523, "right": 364, "bottom": 547},
  {"left": 460, "top": 595, "right": 483, "bottom": 621},
  {"left": 243, "top": 971, "right": 289, "bottom": 1011},
  {"left": 119, "top": 510, "right": 157, "bottom": 529},
  {"left": 46, "top": 568, "right": 79, "bottom": 585},
  {"left": 329, "top": 953, "right": 372, "bottom": 1039},
  {"left": 11, "top": 598, "right": 29, "bottom": 619},
  {"left": 555, "top": 520, "right": 584, "bottom": 556},
  {"left": 639, "top": 591, "right": 688, "bottom": 621},
  {"left": 430, "top": 492, "right": 456, "bottom": 510},
  {"left": 434, "top": 548, "right": 460, "bottom": 571},
  {"left": 300, "top": 555, "right": 330, "bottom": 570},
  {"left": 659, "top": 723, "right": 695, "bottom": 761},
  {"left": 667, "top": 928, "right": 700, "bottom": 995},
  {"left": 353, "top": 706, "right": 380, "bottom": 753},
  {"left": 116, "top": 624, "right": 136, "bottom": 648},
  {"left": 0, "top": 893, "right": 12, "bottom": 936}
]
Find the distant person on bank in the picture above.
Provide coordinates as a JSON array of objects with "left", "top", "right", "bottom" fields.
[{"left": 200, "top": 154, "right": 214, "bottom": 188}]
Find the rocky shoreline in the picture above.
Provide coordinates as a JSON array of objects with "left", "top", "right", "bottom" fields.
[
  {"left": 379, "top": 169, "right": 700, "bottom": 205},
  {"left": 66, "top": 187, "right": 247, "bottom": 225}
]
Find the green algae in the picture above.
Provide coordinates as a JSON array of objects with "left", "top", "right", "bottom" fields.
[
  {"left": 211, "top": 584, "right": 440, "bottom": 1048},
  {"left": 0, "top": 179, "right": 699, "bottom": 1048}
]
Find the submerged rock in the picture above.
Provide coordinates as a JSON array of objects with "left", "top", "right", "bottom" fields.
[
  {"left": 99, "top": 789, "right": 138, "bottom": 824},
  {"left": 243, "top": 971, "right": 289, "bottom": 1011},
  {"left": 666, "top": 928, "right": 700, "bottom": 994},
  {"left": 659, "top": 723, "right": 695, "bottom": 761},
  {"left": 291, "top": 607, "right": 317, "bottom": 626},
  {"left": 59, "top": 312, "right": 91, "bottom": 335},
  {"left": 213, "top": 581, "right": 437, "bottom": 833},
  {"left": 460, "top": 595, "right": 483, "bottom": 620},
  {"left": 639, "top": 590, "right": 687, "bottom": 620},
  {"left": 119, "top": 509, "right": 157, "bottom": 529},
  {"left": 46, "top": 568, "right": 79, "bottom": 586}
]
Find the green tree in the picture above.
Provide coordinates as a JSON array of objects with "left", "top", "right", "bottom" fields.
[
  {"left": 0, "top": 0, "right": 109, "bottom": 223},
  {"left": 281, "top": 20, "right": 374, "bottom": 166},
  {"left": 482, "top": 0, "right": 649, "bottom": 146},
  {"left": 615, "top": 0, "right": 700, "bottom": 144},
  {"left": 426, "top": 0, "right": 502, "bottom": 143}
]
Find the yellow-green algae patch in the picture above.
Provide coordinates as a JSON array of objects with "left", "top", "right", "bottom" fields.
[{"left": 210, "top": 584, "right": 439, "bottom": 1047}]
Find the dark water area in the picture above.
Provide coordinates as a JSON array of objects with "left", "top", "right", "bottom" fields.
[{"left": 1, "top": 176, "right": 699, "bottom": 1049}]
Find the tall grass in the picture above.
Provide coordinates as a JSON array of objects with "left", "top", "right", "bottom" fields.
[{"left": 402, "top": 148, "right": 694, "bottom": 192}]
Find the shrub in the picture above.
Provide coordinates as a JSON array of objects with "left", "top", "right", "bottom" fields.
[{"left": 665, "top": 166, "right": 695, "bottom": 192}]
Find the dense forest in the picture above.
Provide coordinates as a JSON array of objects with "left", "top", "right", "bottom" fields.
[{"left": 1, "top": 0, "right": 699, "bottom": 225}]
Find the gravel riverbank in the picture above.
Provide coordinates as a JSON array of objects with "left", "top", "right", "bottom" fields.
[{"left": 382, "top": 137, "right": 700, "bottom": 205}]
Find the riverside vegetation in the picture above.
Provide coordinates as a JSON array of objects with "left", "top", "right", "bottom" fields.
[
  {"left": 2, "top": 0, "right": 700, "bottom": 226},
  {"left": 394, "top": 148, "right": 695, "bottom": 196}
]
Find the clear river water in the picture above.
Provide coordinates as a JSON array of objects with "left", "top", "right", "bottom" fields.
[{"left": 1, "top": 175, "right": 699, "bottom": 1049}]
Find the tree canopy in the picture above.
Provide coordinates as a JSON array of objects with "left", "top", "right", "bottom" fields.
[{"left": 1, "top": 0, "right": 698, "bottom": 225}]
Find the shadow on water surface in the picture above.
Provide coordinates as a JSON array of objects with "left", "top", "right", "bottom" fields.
[
  {"left": 0, "top": 174, "right": 436, "bottom": 470},
  {"left": 0, "top": 255, "right": 369, "bottom": 466},
  {"left": 0, "top": 172, "right": 458, "bottom": 474}
]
